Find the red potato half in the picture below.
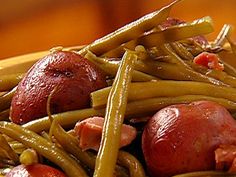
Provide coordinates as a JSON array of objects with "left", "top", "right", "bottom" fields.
[
  {"left": 10, "top": 51, "right": 107, "bottom": 124},
  {"left": 142, "top": 101, "right": 236, "bottom": 177},
  {"left": 6, "top": 164, "right": 66, "bottom": 177}
]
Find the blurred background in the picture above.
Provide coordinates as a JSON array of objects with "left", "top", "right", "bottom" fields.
[{"left": 1, "top": 0, "right": 236, "bottom": 60}]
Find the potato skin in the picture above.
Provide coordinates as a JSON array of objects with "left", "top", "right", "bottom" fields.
[
  {"left": 142, "top": 101, "right": 236, "bottom": 177},
  {"left": 10, "top": 51, "right": 107, "bottom": 124}
]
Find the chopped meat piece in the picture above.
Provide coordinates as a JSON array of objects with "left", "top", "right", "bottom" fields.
[
  {"left": 193, "top": 52, "right": 224, "bottom": 70},
  {"left": 74, "top": 117, "right": 137, "bottom": 151},
  {"left": 215, "top": 144, "right": 236, "bottom": 172}
]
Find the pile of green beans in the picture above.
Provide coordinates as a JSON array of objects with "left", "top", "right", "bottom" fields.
[{"left": 1, "top": 1, "right": 236, "bottom": 177}]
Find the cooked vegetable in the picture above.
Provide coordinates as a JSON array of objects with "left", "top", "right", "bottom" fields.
[
  {"left": 0, "top": 73, "right": 24, "bottom": 92},
  {"left": 213, "top": 24, "right": 233, "bottom": 47},
  {"left": 0, "top": 109, "right": 10, "bottom": 121},
  {"left": 0, "top": 87, "right": 16, "bottom": 113},
  {"left": 117, "top": 151, "right": 145, "bottom": 177},
  {"left": 91, "top": 81, "right": 236, "bottom": 108},
  {"left": 85, "top": 50, "right": 157, "bottom": 81},
  {"left": 0, "top": 122, "right": 88, "bottom": 177},
  {"left": 104, "top": 16, "right": 213, "bottom": 57},
  {"left": 94, "top": 50, "right": 137, "bottom": 177},
  {"left": 142, "top": 101, "right": 236, "bottom": 177},
  {"left": 135, "top": 58, "right": 226, "bottom": 85},
  {"left": 10, "top": 51, "right": 107, "bottom": 124},
  {"left": 23, "top": 107, "right": 105, "bottom": 133},
  {"left": 0, "top": 134, "right": 18, "bottom": 164}
]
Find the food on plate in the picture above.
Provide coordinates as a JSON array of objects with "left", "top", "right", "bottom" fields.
[
  {"left": 10, "top": 51, "right": 107, "bottom": 124},
  {"left": 142, "top": 101, "right": 236, "bottom": 177},
  {"left": 0, "top": 0, "right": 236, "bottom": 177}
]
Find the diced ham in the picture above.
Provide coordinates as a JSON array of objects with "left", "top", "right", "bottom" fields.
[
  {"left": 74, "top": 117, "right": 137, "bottom": 151},
  {"left": 215, "top": 144, "right": 236, "bottom": 172},
  {"left": 193, "top": 52, "right": 224, "bottom": 71}
]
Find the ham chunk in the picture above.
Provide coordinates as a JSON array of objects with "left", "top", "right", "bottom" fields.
[
  {"left": 74, "top": 117, "right": 137, "bottom": 151},
  {"left": 193, "top": 52, "right": 224, "bottom": 71},
  {"left": 215, "top": 144, "right": 236, "bottom": 172}
]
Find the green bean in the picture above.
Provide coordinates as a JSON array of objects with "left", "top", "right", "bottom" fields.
[
  {"left": 104, "top": 16, "right": 214, "bottom": 57},
  {"left": 161, "top": 43, "right": 193, "bottom": 68},
  {"left": 78, "top": 0, "right": 180, "bottom": 56},
  {"left": 214, "top": 24, "right": 233, "bottom": 47},
  {"left": 0, "top": 121, "right": 88, "bottom": 177},
  {"left": 0, "top": 134, "right": 18, "bottom": 163},
  {"left": 94, "top": 51, "right": 137, "bottom": 177},
  {"left": 40, "top": 131, "right": 51, "bottom": 141},
  {"left": 9, "top": 141, "right": 25, "bottom": 150},
  {"left": 180, "top": 39, "right": 205, "bottom": 56},
  {"left": 218, "top": 48, "right": 236, "bottom": 77},
  {"left": 170, "top": 42, "right": 194, "bottom": 60},
  {"left": 135, "top": 60, "right": 226, "bottom": 86},
  {"left": 125, "top": 95, "right": 236, "bottom": 115},
  {"left": 22, "top": 81, "right": 235, "bottom": 132},
  {"left": 0, "top": 87, "right": 16, "bottom": 112},
  {"left": 51, "top": 119, "right": 96, "bottom": 169},
  {"left": 189, "top": 62, "right": 236, "bottom": 88},
  {"left": 87, "top": 52, "right": 224, "bottom": 85},
  {"left": 221, "top": 60, "right": 236, "bottom": 78},
  {"left": 46, "top": 85, "right": 59, "bottom": 142},
  {"left": 23, "top": 108, "right": 105, "bottom": 133},
  {"left": 0, "top": 74, "right": 24, "bottom": 92},
  {"left": 135, "top": 45, "right": 150, "bottom": 60},
  {"left": 0, "top": 109, "right": 10, "bottom": 121},
  {"left": 117, "top": 151, "right": 146, "bottom": 177},
  {"left": 115, "top": 165, "right": 129, "bottom": 177},
  {"left": 85, "top": 50, "right": 157, "bottom": 81},
  {"left": 14, "top": 148, "right": 26, "bottom": 155},
  {"left": 173, "top": 171, "right": 236, "bottom": 177},
  {"left": 91, "top": 81, "right": 236, "bottom": 108}
]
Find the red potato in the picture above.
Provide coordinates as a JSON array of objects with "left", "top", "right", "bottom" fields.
[
  {"left": 6, "top": 164, "right": 66, "bottom": 177},
  {"left": 142, "top": 101, "right": 236, "bottom": 177},
  {"left": 10, "top": 51, "right": 107, "bottom": 124}
]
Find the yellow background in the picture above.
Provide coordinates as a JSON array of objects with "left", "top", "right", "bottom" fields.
[{"left": 1, "top": 0, "right": 235, "bottom": 60}]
